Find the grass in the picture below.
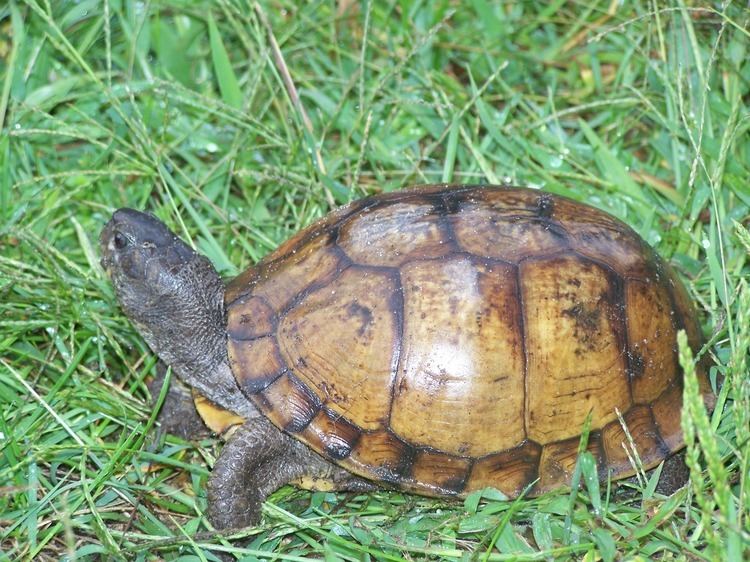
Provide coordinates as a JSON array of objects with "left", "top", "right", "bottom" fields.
[{"left": 0, "top": 0, "right": 748, "bottom": 560}]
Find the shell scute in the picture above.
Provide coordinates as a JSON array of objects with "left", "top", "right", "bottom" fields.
[
  {"left": 468, "top": 441, "right": 542, "bottom": 497},
  {"left": 277, "top": 266, "right": 401, "bottom": 430},
  {"left": 299, "top": 409, "right": 362, "bottom": 461},
  {"left": 520, "top": 253, "right": 630, "bottom": 445},
  {"left": 259, "top": 373, "right": 321, "bottom": 433},
  {"left": 601, "top": 405, "right": 668, "bottom": 474},
  {"left": 390, "top": 255, "right": 525, "bottom": 456},
  {"left": 537, "top": 433, "right": 604, "bottom": 493},
  {"left": 410, "top": 450, "right": 472, "bottom": 495},
  {"left": 348, "top": 431, "right": 414, "bottom": 484},
  {"left": 227, "top": 295, "right": 276, "bottom": 340},
  {"left": 625, "top": 277, "right": 679, "bottom": 403},
  {"left": 338, "top": 198, "right": 454, "bottom": 267},
  {"left": 229, "top": 335, "right": 285, "bottom": 393},
  {"left": 447, "top": 190, "right": 571, "bottom": 262}
]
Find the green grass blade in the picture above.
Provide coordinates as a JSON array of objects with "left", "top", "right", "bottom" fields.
[{"left": 207, "top": 12, "right": 242, "bottom": 110}]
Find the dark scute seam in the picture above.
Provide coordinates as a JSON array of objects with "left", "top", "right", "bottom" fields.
[
  {"left": 277, "top": 259, "right": 352, "bottom": 320},
  {"left": 396, "top": 250, "right": 487, "bottom": 267},
  {"left": 432, "top": 194, "right": 461, "bottom": 253},
  {"left": 498, "top": 215, "right": 571, "bottom": 249},
  {"left": 444, "top": 457, "right": 474, "bottom": 495},
  {"left": 648, "top": 404, "right": 674, "bottom": 458},
  {"left": 440, "top": 190, "right": 464, "bottom": 215},
  {"left": 536, "top": 194, "right": 555, "bottom": 218},
  {"left": 389, "top": 431, "right": 417, "bottom": 482},
  {"left": 482, "top": 254, "right": 521, "bottom": 268},
  {"left": 515, "top": 263, "right": 529, "bottom": 440},
  {"left": 228, "top": 332, "right": 275, "bottom": 343},
  {"left": 608, "top": 273, "right": 632, "bottom": 404},
  {"left": 563, "top": 249, "right": 628, "bottom": 280},
  {"left": 253, "top": 391, "right": 274, "bottom": 414},
  {"left": 385, "top": 267, "right": 405, "bottom": 429},
  {"left": 412, "top": 447, "right": 473, "bottom": 495},
  {"left": 468, "top": 438, "right": 543, "bottom": 463},
  {"left": 226, "top": 230, "right": 341, "bottom": 308},
  {"left": 225, "top": 273, "right": 261, "bottom": 309},
  {"left": 409, "top": 442, "right": 474, "bottom": 460},
  {"left": 239, "top": 367, "right": 286, "bottom": 395}
]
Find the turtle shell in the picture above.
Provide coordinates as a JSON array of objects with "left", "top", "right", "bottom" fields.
[{"left": 224, "top": 185, "right": 714, "bottom": 498}]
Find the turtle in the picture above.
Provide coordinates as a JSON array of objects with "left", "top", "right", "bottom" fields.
[{"left": 99, "top": 184, "right": 715, "bottom": 529}]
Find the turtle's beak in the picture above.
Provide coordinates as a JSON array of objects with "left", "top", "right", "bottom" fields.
[{"left": 99, "top": 217, "right": 117, "bottom": 274}]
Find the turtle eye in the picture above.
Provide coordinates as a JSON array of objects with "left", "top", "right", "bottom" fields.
[{"left": 113, "top": 231, "right": 129, "bottom": 250}]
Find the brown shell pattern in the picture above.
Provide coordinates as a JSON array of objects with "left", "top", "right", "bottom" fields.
[{"left": 225, "top": 185, "right": 714, "bottom": 498}]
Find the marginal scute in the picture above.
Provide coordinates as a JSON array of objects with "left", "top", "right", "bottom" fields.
[
  {"left": 337, "top": 199, "right": 453, "bottom": 267},
  {"left": 650, "top": 383, "right": 684, "bottom": 452},
  {"left": 259, "top": 373, "right": 321, "bottom": 433},
  {"left": 391, "top": 256, "right": 525, "bottom": 456},
  {"left": 277, "top": 266, "right": 400, "bottom": 430},
  {"left": 348, "top": 431, "right": 413, "bottom": 483},
  {"left": 468, "top": 441, "right": 542, "bottom": 497},
  {"left": 537, "top": 433, "right": 603, "bottom": 492},
  {"left": 521, "top": 254, "right": 629, "bottom": 444},
  {"left": 410, "top": 450, "right": 471, "bottom": 494},
  {"left": 225, "top": 264, "right": 258, "bottom": 305},
  {"left": 601, "top": 405, "right": 666, "bottom": 473},
  {"left": 299, "top": 409, "right": 361, "bottom": 460}
]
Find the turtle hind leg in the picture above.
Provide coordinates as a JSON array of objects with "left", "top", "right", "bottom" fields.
[
  {"left": 654, "top": 451, "right": 689, "bottom": 495},
  {"left": 615, "top": 451, "right": 689, "bottom": 498},
  {"left": 207, "top": 416, "right": 375, "bottom": 529}
]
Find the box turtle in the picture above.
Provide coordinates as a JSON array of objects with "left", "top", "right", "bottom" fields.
[{"left": 100, "top": 185, "right": 714, "bottom": 529}]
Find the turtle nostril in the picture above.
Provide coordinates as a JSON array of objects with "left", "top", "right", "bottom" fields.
[{"left": 113, "top": 231, "right": 128, "bottom": 250}]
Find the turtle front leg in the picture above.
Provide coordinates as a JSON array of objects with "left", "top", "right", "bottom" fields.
[
  {"left": 207, "top": 416, "right": 374, "bottom": 529},
  {"left": 148, "top": 362, "right": 209, "bottom": 440}
]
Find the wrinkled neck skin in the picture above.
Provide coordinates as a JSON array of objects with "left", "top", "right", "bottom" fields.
[{"left": 119, "top": 254, "right": 259, "bottom": 421}]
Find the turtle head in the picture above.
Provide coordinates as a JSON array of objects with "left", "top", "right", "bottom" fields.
[
  {"left": 101, "top": 208, "right": 195, "bottom": 287},
  {"left": 100, "top": 208, "right": 227, "bottom": 377}
]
